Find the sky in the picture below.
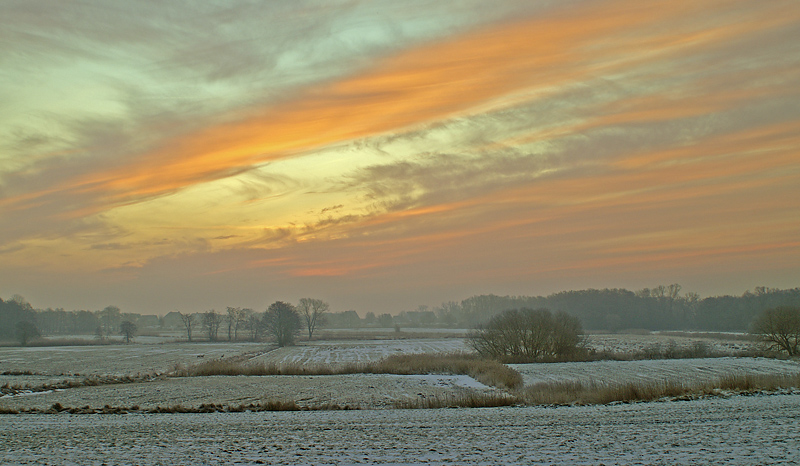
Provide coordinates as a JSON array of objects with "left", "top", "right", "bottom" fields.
[{"left": 1, "top": 0, "right": 799, "bottom": 316}]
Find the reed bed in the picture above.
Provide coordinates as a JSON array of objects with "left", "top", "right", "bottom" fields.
[
  {"left": 394, "top": 392, "right": 519, "bottom": 409},
  {"left": 521, "top": 372, "right": 800, "bottom": 406}
]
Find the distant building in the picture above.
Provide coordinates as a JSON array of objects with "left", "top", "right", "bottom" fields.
[
  {"left": 162, "top": 311, "right": 184, "bottom": 329},
  {"left": 137, "top": 314, "right": 161, "bottom": 328}
]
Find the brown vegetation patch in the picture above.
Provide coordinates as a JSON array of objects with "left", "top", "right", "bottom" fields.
[
  {"left": 0, "top": 400, "right": 359, "bottom": 415},
  {"left": 1, "top": 374, "right": 161, "bottom": 397},
  {"left": 370, "top": 354, "right": 523, "bottom": 390},
  {"left": 394, "top": 392, "right": 519, "bottom": 409},
  {"left": 520, "top": 373, "right": 800, "bottom": 406}
]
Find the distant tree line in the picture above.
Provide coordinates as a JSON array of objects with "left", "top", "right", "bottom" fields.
[
  {"left": 0, "top": 296, "right": 330, "bottom": 347},
  {"left": 326, "top": 286, "right": 800, "bottom": 332},
  {"left": 3, "top": 286, "right": 799, "bottom": 344},
  {"left": 430, "top": 286, "right": 800, "bottom": 332}
]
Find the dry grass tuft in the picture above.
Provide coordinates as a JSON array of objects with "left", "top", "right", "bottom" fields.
[
  {"left": 395, "top": 392, "right": 519, "bottom": 409},
  {"left": 371, "top": 353, "right": 523, "bottom": 390},
  {"left": 174, "top": 359, "right": 370, "bottom": 377}
]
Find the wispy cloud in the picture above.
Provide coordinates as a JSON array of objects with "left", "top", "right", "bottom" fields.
[{"left": 1, "top": 0, "right": 798, "bottom": 312}]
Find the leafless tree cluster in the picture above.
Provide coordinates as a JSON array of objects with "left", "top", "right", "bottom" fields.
[
  {"left": 173, "top": 299, "right": 327, "bottom": 346},
  {"left": 468, "top": 308, "right": 584, "bottom": 361},
  {"left": 202, "top": 310, "right": 224, "bottom": 342}
]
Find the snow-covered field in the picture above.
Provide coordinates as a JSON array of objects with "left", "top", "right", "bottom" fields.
[
  {"left": 2, "top": 335, "right": 800, "bottom": 464},
  {"left": 588, "top": 332, "right": 754, "bottom": 354},
  {"left": 2, "top": 394, "right": 799, "bottom": 465},
  {"left": 254, "top": 339, "right": 468, "bottom": 366},
  {"left": 0, "top": 373, "right": 499, "bottom": 411},
  {"left": 511, "top": 357, "right": 800, "bottom": 386},
  {"left": 0, "top": 341, "right": 265, "bottom": 377},
  {"left": 0, "top": 332, "right": 756, "bottom": 378}
]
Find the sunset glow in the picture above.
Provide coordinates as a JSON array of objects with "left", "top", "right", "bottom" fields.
[{"left": 1, "top": 0, "right": 798, "bottom": 314}]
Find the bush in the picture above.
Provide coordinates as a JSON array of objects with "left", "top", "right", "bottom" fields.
[{"left": 467, "top": 308, "right": 584, "bottom": 361}]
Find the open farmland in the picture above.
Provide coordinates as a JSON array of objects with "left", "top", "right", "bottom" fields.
[
  {"left": 252, "top": 338, "right": 469, "bottom": 366},
  {"left": 2, "top": 394, "right": 799, "bottom": 465},
  {"left": 0, "top": 342, "right": 264, "bottom": 377},
  {"left": 2, "top": 332, "right": 800, "bottom": 464},
  {"left": 511, "top": 357, "right": 800, "bottom": 387},
  {"left": 1, "top": 334, "right": 798, "bottom": 413}
]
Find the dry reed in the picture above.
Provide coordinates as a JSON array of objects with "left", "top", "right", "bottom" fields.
[
  {"left": 521, "top": 372, "right": 800, "bottom": 406},
  {"left": 394, "top": 392, "right": 519, "bottom": 409}
]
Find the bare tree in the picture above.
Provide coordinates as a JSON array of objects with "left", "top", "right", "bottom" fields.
[
  {"left": 750, "top": 306, "right": 800, "bottom": 356},
  {"left": 297, "top": 298, "right": 329, "bottom": 339},
  {"left": 264, "top": 301, "right": 301, "bottom": 347},
  {"left": 119, "top": 320, "right": 137, "bottom": 344},
  {"left": 203, "top": 310, "right": 223, "bottom": 341},
  {"left": 179, "top": 312, "right": 196, "bottom": 342}
]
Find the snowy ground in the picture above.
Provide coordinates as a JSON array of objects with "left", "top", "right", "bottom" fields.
[
  {"left": 2, "top": 394, "right": 798, "bottom": 465},
  {"left": 511, "top": 357, "right": 800, "bottom": 386},
  {"left": 2, "top": 335, "right": 799, "bottom": 464},
  {"left": 0, "top": 373, "right": 499, "bottom": 411},
  {"left": 254, "top": 339, "right": 468, "bottom": 366},
  {"left": 0, "top": 332, "right": 757, "bottom": 377},
  {"left": 0, "top": 342, "right": 265, "bottom": 377},
  {"left": 588, "top": 332, "right": 755, "bottom": 355}
]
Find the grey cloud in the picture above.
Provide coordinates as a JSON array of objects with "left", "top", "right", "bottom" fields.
[{"left": 89, "top": 242, "right": 128, "bottom": 251}]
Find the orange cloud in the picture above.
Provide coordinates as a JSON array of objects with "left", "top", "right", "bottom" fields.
[{"left": 8, "top": 0, "right": 793, "bottom": 219}]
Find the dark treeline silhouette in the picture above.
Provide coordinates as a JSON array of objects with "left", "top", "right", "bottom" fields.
[
  {"left": 0, "top": 296, "right": 37, "bottom": 342},
  {"left": 431, "top": 286, "right": 800, "bottom": 331},
  {"left": 0, "top": 296, "right": 322, "bottom": 345},
  {"left": 314, "top": 286, "right": 800, "bottom": 332},
  {"left": 2, "top": 286, "right": 799, "bottom": 341}
]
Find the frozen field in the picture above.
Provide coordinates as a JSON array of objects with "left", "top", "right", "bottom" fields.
[
  {"left": 2, "top": 394, "right": 798, "bottom": 465},
  {"left": 588, "top": 332, "right": 754, "bottom": 354},
  {"left": 253, "top": 339, "right": 469, "bottom": 366},
  {"left": 0, "top": 342, "right": 266, "bottom": 377},
  {"left": 511, "top": 357, "right": 800, "bottom": 386},
  {"left": 0, "top": 373, "right": 498, "bottom": 411},
  {"left": 2, "top": 336, "right": 795, "bottom": 412},
  {"left": 0, "top": 332, "right": 756, "bottom": 377}
]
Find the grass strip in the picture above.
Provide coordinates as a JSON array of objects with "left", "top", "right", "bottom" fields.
[{"left": 0, "top": 400, "right": 358, "bottom": 415}]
